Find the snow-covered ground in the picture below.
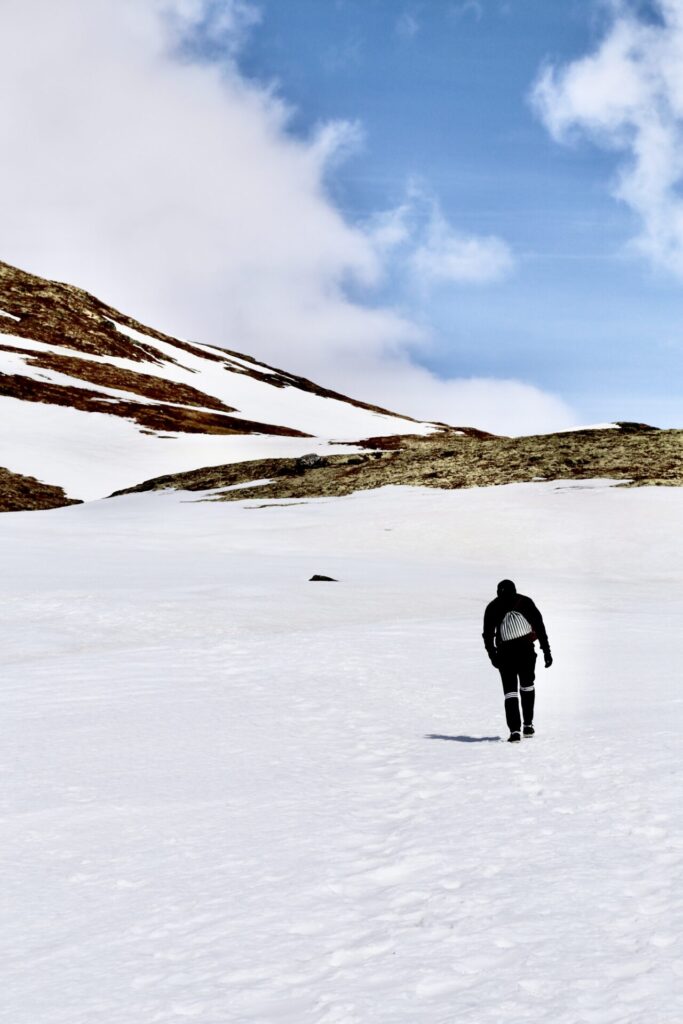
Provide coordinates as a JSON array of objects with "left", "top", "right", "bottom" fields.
[{"left": 2, "top": 481, "right": 681, "bottom": 1023}]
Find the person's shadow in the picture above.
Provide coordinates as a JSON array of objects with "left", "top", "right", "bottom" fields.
[{"left": 425, "top": 734, "right": 501, "bottom": 743}]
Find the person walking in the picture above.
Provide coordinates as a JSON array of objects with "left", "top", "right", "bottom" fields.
[{"left": 483, "top": 579, "right": 552, "bottom": 743}]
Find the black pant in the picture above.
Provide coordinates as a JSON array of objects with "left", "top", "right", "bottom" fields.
[{"left": 498, "top": 637, "right": 536, "bottom": 734}]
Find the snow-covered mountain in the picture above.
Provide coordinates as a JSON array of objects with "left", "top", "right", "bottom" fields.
[{"left": 0, "top": 260, "right": 437, "bottom": 506}]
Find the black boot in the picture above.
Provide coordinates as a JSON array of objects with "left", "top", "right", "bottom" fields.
[
  {"left": 508, "top": 731, "right": 521, "bottom": 743},
  {"left": 520, "top": 685, "right": 535, "bottom": 730},
  {"left": 523, "top": 724, "right": 535, "bottom": 737},
  {"left": 503, "top": 691, "right": 521, "bottom": 735}
]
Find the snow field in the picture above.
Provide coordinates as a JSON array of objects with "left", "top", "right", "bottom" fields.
[{"left": 1, "top": 482, "right": 682, "bottom": 1023}]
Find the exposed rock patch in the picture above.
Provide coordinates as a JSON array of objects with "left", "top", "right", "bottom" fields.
[
  {"left": 0, "top": 467, "right": 81, "bottom": 512},
  {"left": 0, "top": 372, "right": 311, "bottom": 436},
  {"left": 9, "top": 348, "right": 237, "bottom": 411}
]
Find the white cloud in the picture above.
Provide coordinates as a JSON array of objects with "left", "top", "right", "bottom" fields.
[
  {"left": 366, "top": 203, "right": 414, "bottom": 253},
  {"left": 0, "top": 0, "right": 572, "bottom": 435},
  {"left": 532, "top": 0, "right": 683, "bottom": 278},
  {"left": 366, "top": 186, "right": 514, "bottom": 285},
  {"left": 411, "top": 207, "right": 514, "bottom": 285},
  {"left": 310, "top": 119, "right": 366, "bottom": 178},
  {"left": 162, "top": 0, "right": 261, "bottom": 55}
]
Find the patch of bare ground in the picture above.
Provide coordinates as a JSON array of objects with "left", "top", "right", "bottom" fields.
[
  {"left": 4, "top": 349, "right": 237, "bottom": 411},
  {"left": 0, "top": 373, "right": 311, "bottom": 437},
  {"left": 111, "top": 424, "right": 683, "bottom": 501},
  {"left": 0, "top": 467, "right": 81, "bottom": 512}
]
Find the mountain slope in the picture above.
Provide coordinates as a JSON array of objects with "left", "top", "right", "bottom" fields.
[{"left": 0, "top": 260, "right": 438, "bottom": 503}]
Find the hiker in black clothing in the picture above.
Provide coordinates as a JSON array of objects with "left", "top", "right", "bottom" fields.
[{"left": 483, "top": 579, "right": 552, "bottom": 743}]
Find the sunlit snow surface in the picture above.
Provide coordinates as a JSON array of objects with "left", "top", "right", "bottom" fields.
[{"left": 2, "top": 481, "right": 681, "bottom": 1023}]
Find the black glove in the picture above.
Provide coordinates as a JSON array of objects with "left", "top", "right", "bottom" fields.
[
  {"left": 489, "top": 653, "right": 500, "bottom": 669},
  {"left": 544, "top": 652, "right": 553, "bottom": 668}
]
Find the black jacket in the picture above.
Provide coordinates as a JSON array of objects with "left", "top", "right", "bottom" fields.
[{"left": 482, "top": 594, "right": 550, "bottom": 660}]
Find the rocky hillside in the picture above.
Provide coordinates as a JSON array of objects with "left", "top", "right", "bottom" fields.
[
  {"left": 0, "top": 260, "right": 440, "bottom": 507},
  {"left": 114, "top": 423, "right": 683, "bottom": 502}
]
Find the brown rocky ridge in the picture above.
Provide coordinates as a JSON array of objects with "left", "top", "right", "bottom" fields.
[
  {"left": 113, "top": 423, "right": 683, "bottom": 502},
  {"left": 0, "top": 467, "right": 81, "bottom": 513}
]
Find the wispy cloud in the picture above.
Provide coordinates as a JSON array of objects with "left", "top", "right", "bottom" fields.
[
  {"left": 321, "top": 32, "right": 364, "bottom": 72},
  {"left": 311, "top": 119, "right": 366, "bottom": 175},
  {"left": 411, "top": 209, "right": 514, "bottom": 285},
  {"left": 449, "top": 1, "right": 484, "bottom": 22},
  {"left": 163, "top": 0, "right": 262, "bottom": 60},
  {"left": 532, "top": 0, "right": 683, "bottom": 279},
  {"left": 395, "top": 10, "right": 420, "bottom": 39},
  {"left": 367, "top": 185, "right": 514, "bottom": 286}
]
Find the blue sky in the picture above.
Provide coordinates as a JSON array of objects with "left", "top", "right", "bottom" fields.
[
  {"left": 2, "top": 0, "right": 682, "bottom": 433},
  {"left": 233, "top": 0, "right": 683, "bottom": 426}
]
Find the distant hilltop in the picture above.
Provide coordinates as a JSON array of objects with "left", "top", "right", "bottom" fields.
[
  {"left": 0, "top": 260, "right": 681, "bottom": 512},
  {"left": 115, "top": 422, "right": 682, "bottom": 505}
]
